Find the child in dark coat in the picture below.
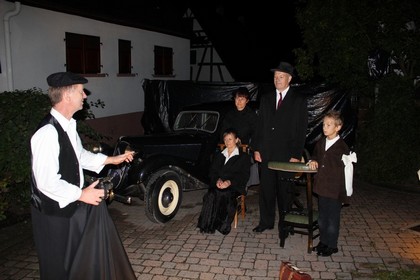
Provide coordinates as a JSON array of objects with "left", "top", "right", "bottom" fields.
[{"left": 308, "top": 110, "right": 356, "bottom": 257}]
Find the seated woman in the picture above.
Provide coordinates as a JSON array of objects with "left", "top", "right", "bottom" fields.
[{"left": 197, "top": 128, "right": 251, "bottom": 235}]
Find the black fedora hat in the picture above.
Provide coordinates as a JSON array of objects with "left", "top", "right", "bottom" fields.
[{"left": 270, "top": 62, "right": 294, "bottom": 76}]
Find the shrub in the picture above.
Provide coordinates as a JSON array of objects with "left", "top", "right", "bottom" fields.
[
  {"left": 0, "top": 88, "right": 105, "bottom": 224},
  {"left": 356, "top": 76, "right": 420, "bottom": 186}
]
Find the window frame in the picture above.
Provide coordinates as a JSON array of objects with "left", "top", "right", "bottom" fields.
[
  {"left": 153, "top": 45, "right": 175, "bottom": 77},
  {"left": 65, "top": 32, "right": 102, "bottom": 76},
  {"left": 118, "top": 39, "right": 134, "bottom": 76}
]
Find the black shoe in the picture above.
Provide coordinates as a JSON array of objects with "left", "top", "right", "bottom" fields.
[
  {"left": 252, "top": 225, "right": 274, "bottom": 233},
  {"left": 317, "top": 247, "right": 338, "bottom": 257},
  {"left": 312, "top": 242, "right": 327, "bottom": 252}
]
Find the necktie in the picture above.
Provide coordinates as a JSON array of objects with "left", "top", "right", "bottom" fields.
[{"left": 277, "top": 92, "right": 282, "bottom": 110}]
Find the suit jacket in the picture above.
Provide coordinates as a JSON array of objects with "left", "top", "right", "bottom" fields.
[
  {"left": 254, "top": 87, "right": 308, "bottom": 163},
  {"left": 209, "top": 150, "right": 251, "bottom": 195},
  {"left": 312, "top": 137, "right": 350, "bottom": 203}
]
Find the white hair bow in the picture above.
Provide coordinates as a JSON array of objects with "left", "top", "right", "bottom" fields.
[{"left": 341, "top": 152, "right": 357, "bottom": 196}]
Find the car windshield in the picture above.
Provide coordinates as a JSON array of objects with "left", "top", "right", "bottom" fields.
[{"left": 173, "top": 111, "right": 220, "bottom": 133}]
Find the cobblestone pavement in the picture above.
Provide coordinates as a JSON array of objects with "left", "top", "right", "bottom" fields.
[{"left": 1, "top": 179, "right": 419, "bottom": 280}]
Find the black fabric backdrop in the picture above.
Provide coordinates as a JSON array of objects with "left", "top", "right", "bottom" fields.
[{"left": 141, "top": 79, "right": 357, "bottom": 154}]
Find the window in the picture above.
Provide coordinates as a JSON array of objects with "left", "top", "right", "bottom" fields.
[
  {"left": 65, "top": 32, "right": 100, "bottom": 74},
  {"left": 118, "top": 39, "right": 132, "bottom": 74},
  {"left": 174, "top": 111, "right": 219, "bottom": 133},
  {"left": 154, "top": 45, "right": 173, "bottom": 76},
  {"left": 190, "top": 50, "right": 197, "bottom": 65}
]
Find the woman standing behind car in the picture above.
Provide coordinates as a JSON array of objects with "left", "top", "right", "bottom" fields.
[
  {"left": 219, "top": 87, "right": 259, "bottom": 186},
  {"left": 219, "top": 87, "right": 257, "bottom": 145}
]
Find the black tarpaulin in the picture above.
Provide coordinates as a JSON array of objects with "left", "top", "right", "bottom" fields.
[{"left": 141, "top": 79, "right": 357, "bottom": 153}]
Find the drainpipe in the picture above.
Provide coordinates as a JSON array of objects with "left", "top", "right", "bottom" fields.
[{"left": 4, "top": 1, "right": 21, "bottom": 91}]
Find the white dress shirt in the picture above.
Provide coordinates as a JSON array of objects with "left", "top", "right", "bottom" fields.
[
  {"left": 276, "top": 86, "right": 290, "bottom": 106},
  {"left": 31, "top": 108, "right": 107, "bottom": 208},
  {"left": 325, "top": 135, "right": 340, "bottom": 150},
  {"left": 222, "top": 146, "right": 240, "bottom": 164}
]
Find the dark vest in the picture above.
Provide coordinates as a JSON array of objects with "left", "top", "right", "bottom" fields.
[{"left": 30, "top": 114, "right": 80, "bottom": 217}]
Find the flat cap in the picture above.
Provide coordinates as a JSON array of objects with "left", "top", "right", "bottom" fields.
[
  {"left": 47, "top": 72, "right": 88, "bottom": 87},
  {"left": 270, "top": 62, "right": 294, "bottom": 76}
]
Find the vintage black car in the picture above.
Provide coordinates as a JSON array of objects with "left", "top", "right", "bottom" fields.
[{"left": 102, "top": 101, "right": 254, "bottom": 224}]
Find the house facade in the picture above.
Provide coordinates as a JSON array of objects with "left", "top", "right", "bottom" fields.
[
  {"left": 0, "top": 0, "right": 191, "bottom": 142},
  {"left": 184, "top": 8, "right": 234, "bottom": 83}
]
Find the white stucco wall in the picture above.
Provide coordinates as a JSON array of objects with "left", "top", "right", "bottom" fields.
[{"left": 0, "top": 0, "right": 190, "bottom": 117}]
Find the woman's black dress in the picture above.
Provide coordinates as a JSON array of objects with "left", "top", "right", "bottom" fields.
[
  {"left": 197, "top": 149, "right": 250, "bottom": 235},
  {"left": 219, "top": 106, "right": 257, "bottom": 145},
  {"left": 219, "top": 106, "right": 259, "bottom": 187}
]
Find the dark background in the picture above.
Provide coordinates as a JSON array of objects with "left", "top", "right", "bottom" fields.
[
  {"left": 11, "top": 0, "right": 302, "bottom": 82},
  {"left": 187, "top": 2, "right": 302, "bottom": 82}
]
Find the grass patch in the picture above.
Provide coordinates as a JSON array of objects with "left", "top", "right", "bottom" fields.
[{"left": 372, "top": 269, "right": 420, "bottom": 280}]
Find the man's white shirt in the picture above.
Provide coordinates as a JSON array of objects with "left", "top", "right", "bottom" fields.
[{"left": 31, "top": 108, "right": 107, "bottom": 208}]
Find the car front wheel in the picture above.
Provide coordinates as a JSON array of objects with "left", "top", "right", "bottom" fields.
[{"left": 145, "top": 169, "right": 183, "bottom": 223}]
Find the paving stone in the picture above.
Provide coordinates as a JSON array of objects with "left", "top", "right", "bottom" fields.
[{"left": 0, "top": 180, "right": 419, "bottom": 279}]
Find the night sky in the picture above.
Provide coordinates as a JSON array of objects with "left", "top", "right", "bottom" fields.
[{"left": 189, "top": 2, "right": 302, "bottom": 82}]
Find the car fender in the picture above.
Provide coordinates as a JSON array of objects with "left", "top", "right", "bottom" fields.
[{"left": 127, "top": 154, "right": 205, "bottom": 189}]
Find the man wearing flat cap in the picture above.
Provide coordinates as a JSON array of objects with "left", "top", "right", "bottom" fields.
[
  {"left": 30, "top": 72, "right": 136, "bottom": 279},
  {"left": 252, "top": 62, "right": 308, "bottom": 237}
]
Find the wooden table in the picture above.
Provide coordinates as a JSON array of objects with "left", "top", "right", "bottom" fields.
[{"left": 268, "top": 161, "right": 317, "bottom": 174}]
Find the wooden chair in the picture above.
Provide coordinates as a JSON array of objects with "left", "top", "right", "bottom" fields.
[
  {"left": 234, "top": 194, "right": 246, "bottom": 229},
  {"left": 270, "top": 150, "right": 319, "bottom": 254},
  {"left": 217, "top": 143, "right": 249, "bottom": 229},
  {"left": 279, "top": 171, "right": 319, "bottom": 253}
]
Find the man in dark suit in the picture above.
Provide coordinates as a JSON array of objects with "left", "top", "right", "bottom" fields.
[{"left": 252, "top": 62, "right": 308, "bottom": 235}]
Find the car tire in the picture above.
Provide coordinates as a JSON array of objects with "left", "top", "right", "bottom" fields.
[{"left": 145, "top": 169, "right": 183, "bottom": 223}]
